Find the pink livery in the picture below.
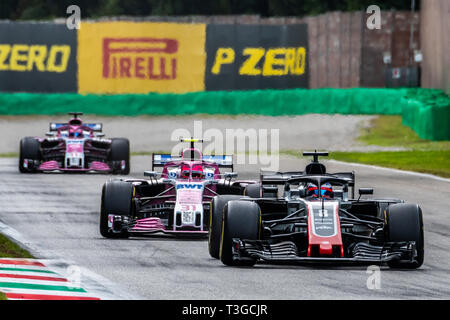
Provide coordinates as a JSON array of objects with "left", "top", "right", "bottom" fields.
[
  {"left": 19, "top": 112, "right": 129, "bottom": 174},
  {"left": 100, "top": 138, "right": 256, "bottom": 238}
]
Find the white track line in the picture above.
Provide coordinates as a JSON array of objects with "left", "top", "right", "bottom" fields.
[
  {"left": 0, "top": 270, "right": 64, "bottom": 278},
  {"left": 0, "top": 221, "right": 142, "bottom": 300},
  {"left": 0, "top": 277, "right": 73, "bottom": 287},
  {"left": 326, "top": 160, "right": 450, "bottom": 183},
  {"left": 0, "top": 288, "right": 98, "bottom": 297}
]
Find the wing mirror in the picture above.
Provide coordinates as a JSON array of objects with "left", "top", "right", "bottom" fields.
[
  {"left": 359, "top": 188, "right": 373, "bottom": 195},
  {"left": 144, "top": 171, "right": 158, "bottom": 178},
  {"left": 358, "top": 188, "right": 373, "bottom": 201},
  {"left": 96, "top": 132, "right": 105, "bottom": 137},
  {"left": 45, "top": 132, "right": 56, "bottom": 137},
  {"left": 224, "top": 172, "right": 238, "bottom": 179}
]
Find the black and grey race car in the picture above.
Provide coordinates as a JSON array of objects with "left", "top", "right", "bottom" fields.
[{"left": 208, "top": 151, "right": 424, "bottom": 268}]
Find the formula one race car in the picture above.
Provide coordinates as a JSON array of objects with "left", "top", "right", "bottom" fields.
[
  {"left": 19, "top": 112, "right": 130, "bottom": 174},
  {"left": 209, "top": 151, "right": 424, "bottom": 269},
  {"left": 99, "top": 138, "right": 256, "bottom": 238}
]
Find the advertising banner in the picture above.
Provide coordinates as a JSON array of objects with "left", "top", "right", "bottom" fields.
[
  {"left": 0, "top": 22, "right": 77, "bottom": 93},
  {"left": 78, "top": 22, "right": 206, "bottom": 94},
  {"left": 205, "top": 24, "right": 309, "bottom": 90}
]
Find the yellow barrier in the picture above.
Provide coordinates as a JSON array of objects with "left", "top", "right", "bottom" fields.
[{"left": 77, "top": 22, "right": 206, "bottom": 94}]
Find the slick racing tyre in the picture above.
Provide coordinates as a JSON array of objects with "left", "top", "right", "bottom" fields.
[
  {"left": 220, "top": 200, "right": 261, "bottom": 267},
  {"left": 209, "top": 195, "right": 244, "bottom": 259},
  {"left": 100, "top": 179, "right": 133, "bottom": 238},
  {"left": 19, "top": 137, "right": 40, "bottom": 173},
  {"left": 110, "top": 138, "right": 130, "bottom": 175},
  {"left": 386, "top": 203, "right": 424, "bottom": 269}
]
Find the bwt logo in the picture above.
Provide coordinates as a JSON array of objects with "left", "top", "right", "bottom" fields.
[
  {"left": 177, "top": 184, "right": 203, "bottom": 190},
  {"left": 102, "top": 37, "right": 178, "bottom": 80}
]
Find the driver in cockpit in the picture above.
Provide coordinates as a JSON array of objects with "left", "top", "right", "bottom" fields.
[{"left": 306, "top": 182, "right": 334, "bottom": 199}]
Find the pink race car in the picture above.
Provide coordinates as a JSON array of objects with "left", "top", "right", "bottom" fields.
[
  {"left": 100, "top": 138, "right": 257, "bottom": 238},
  {"left": 19, "top": 112, "right": 129, "bottom": 174}
]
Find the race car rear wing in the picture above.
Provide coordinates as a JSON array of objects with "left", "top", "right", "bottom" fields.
[
  {"left": 260, "top": 170, "right": 355, "bottom": 198},
  {"left": 49, "top": 123, "right": 103, "bottom": 132},
  {"left": 260, "top": 171, "right": 355, "bottom": 186},
  {"left": 260, "top": 171, "right": 305, "bottom": 184},
  {"left": 152, "top": 154, "right": 234, "bottom": 170}
]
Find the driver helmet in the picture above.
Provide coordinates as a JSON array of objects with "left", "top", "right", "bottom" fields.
[
  {"left": 68, "top": 128, "right": 82, "bottom": 138},
  {"left": 180, "top": 164, "right": 190, "bottom": 179},
  {"left": 306, "top": 182, "right": 334, "bottom": 198},
  {"left": 191, "top": 164, "right": 204, "bottom": 179}
]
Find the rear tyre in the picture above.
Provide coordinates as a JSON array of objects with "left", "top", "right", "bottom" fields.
[
  {"left": 19, "top": 137, "right": 40, "bottom": 173},
  {"left": 99, "top": 180, "right": 133, "bottom": 238},
  {"left": 386, "top": 203, "right": 424, "bottom": 269},
  {"left": 244, "top": 183, "right": 261, "bottom": 198},
  {"left": 220, "top": 200, "right": 261, "bottom": 267},
  {"left": 209, "top": 195, "right": 244, "bottom": 259},
  {"left": 110, "top": 138, "right": 130, "bottom": 175}
]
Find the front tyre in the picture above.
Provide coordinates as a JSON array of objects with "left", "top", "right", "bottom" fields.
[
  {"left": 19, "top": 137, "right": 40, "bottom": 173},
  {"left": 220, "top": 200, "right": 261, "bottom": 267},
  {"left": 386, "top": 203, "right": 424, "bottom": 269},
  {"left": 209, "top": 195, "right": 245, "bottom": 259},
  {"left": 110, "top": 138, "right": 130, "bottom": 175},
  {"left": 100, "top": 179, "right": 133, "bottom": 238}
]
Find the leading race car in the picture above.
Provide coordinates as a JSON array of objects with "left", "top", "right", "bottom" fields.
[
  {"left": 209, "top": 151, "right": 424, "bottom": 269},
  {"left": 19, "top": 112, "right": 130, "bottom": 174},
  {"left": 100, "top": 138, "right": 256, "bottom": 238}
]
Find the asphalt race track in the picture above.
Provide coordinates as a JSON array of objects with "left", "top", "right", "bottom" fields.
[
  {"left": 1, "top": 155, "right": 449, "bottom": 299},
  {"left": 0, "top": 114, "right": 405, "bottom": 154}
]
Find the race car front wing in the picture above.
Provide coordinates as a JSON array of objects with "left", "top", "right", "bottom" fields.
[
  {"left": 109, "top": 215, "right": 208, "bottom": 236},
  {"left": 231, "top": 239, "right": 417, "bottom": 265}
]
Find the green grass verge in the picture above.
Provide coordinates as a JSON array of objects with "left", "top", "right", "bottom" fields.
[
  {"left": 358, "top": 116, "right": 450, "bottom": 151},
  {"left": 0, "top": 233, "right": 34, "bottom": 299},
  {"left": 328, "top": 116, "right": 450, "bottom": 177},
  {"left": 283, "top": 115, "right": 450, "bottom": 178},
  {"left": 329, "top": 150, "right": 450, "bottom": 178},
  {"left": 0, "top": 233, "right": 34, "bottom": 259},
  {"left": 0, "top": 152, "right": 18, "bottom": 158},
  {"left": 2, "top": 116, "right": 449, "bottom": 178},
  {"left": 282, "top": 149, "right": 450, "bottom": 178}
]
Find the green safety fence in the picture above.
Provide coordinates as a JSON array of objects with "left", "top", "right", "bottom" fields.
[
  {"left": 0, "top": 88, "right": 448, "bottom": 140},
  {"left": 401, "top": 89, "right": 450, "bottom": 141}
]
